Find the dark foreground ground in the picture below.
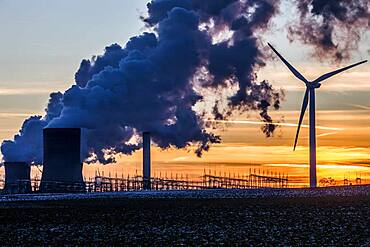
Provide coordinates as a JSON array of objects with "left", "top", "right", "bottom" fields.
[{"left": 0, "top": 194, "right": 369, "bottom": 246}]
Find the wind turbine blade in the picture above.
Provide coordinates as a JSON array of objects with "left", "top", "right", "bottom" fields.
[
  {"left": 293, "top": 88, "right": 309, "bottom": 151},
  {"left": 313, "top": 60, "right": 367, "bottom": 83},
  {"left": 268, "top": 43, "right": 308, "bottom": 84}
]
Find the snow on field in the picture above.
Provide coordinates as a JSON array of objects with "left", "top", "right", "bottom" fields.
[{"left": 0, "top": 185, "right": 369, "bottom": 202}]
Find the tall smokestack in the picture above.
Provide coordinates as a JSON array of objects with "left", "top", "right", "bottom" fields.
[
  {"left": 143, "top": 132, "right": 151, "bottom": 190},
  {"left": 4, "top": 162, "right": 31, "bottom": 194},
  {"left": 40, "top": 128, "right": 85, "bottom": 193}
]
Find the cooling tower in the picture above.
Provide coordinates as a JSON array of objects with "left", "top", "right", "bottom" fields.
[
  {"left": 40, "top": 128, "right": 85, "bottom": 193},
  {"left": 3, "top": 162, "right": 31, "bottom": 194},
  {"left": 143, "top": 132, "right": 151, "bottom": 190}
]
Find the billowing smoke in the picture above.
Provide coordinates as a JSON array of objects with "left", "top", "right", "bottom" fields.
[
  {"left": 5, "top": 0, "right": 366, "bottom": 165},
  {"left": 288, "top": 0, "right": 370, "bottom": 62}
]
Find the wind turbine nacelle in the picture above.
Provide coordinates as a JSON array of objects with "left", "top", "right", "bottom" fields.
[{"left": 309, "top": 82, "right": 321, "bottom": 89}]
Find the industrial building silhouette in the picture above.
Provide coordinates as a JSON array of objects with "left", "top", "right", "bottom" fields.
[
  {"left": 3, "top": 162, "right": 31, "bottom": 194},
  {"left": 2, "top": 128, "right": 290, "bottom": 194},
  {"left": 40, "top": 128, "right": 85, "bottom": 193}
]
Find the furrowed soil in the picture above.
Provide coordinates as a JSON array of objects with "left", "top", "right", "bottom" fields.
[{"left": 0, "top": 196, "right": 369, "bottom": 246}]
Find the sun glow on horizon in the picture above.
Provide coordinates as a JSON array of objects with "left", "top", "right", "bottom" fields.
[{"left": 0, "top": 107, "right": 369, "bottom": 187}]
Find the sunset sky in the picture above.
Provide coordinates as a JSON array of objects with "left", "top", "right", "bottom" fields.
[{"left": 0, "top": 0, "right": 369, "bottom": 187}]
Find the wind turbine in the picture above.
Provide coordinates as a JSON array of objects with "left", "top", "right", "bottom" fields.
[{"left": 268, "top": 43, "right": 367, "bottom": 188}]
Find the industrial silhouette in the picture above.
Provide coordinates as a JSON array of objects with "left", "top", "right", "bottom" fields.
[
  {"left": 2, "top": 128, "right": 289, "bottom": 193},
  {"left": 268, "top": 43, "right": 367, "bottom": 188},
  {"left": 142, "top": 132, "right": 151, "bottom": 190},
  {"left": 3, "top": 162, "right": 31, "bottom": 194},
  {"left": 40, "top": 128, "right": 85, "bottom": 192}
]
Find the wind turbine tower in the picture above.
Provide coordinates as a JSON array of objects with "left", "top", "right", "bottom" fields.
[{"left": 268, "top": 43, "right": 367, "bottom": 188}]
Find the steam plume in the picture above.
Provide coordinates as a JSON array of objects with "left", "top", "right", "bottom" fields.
[{"left": 288, "top": 0, "right": 370, "bottom": 62}]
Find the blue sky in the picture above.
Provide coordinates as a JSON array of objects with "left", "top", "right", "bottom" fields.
[
  {"left": 0, "top": 0, "right": 147, "bottom": 91},
  {"left": 1, "top": 0, "right": 368, "bottom": 96}
]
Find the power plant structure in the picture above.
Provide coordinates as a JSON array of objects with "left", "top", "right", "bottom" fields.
[
  {"left": 39, "top": 128, "right": 85, "bottom": 193},
  {"left": 143, "top": 132, "right": 151, "bottom": 190},
  {"left": 85, "top": 170, "right": 289, "bottom": 192},
  {"left": 3, "top": 162, "right": 31, "bottom": 194},
  {"left": 0, "top": 129, "right": 292, "bottom": 194}
]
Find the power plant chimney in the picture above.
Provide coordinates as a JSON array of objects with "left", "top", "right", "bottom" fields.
[
  {"left": 143, "top": 132, "right": 151, "bottom": 190},
  {"left": 40, "top": 128, "right": 85, "bottom": 193},
  {"left": 4, "top": 162, "right": 31, "bottom": 194}
]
